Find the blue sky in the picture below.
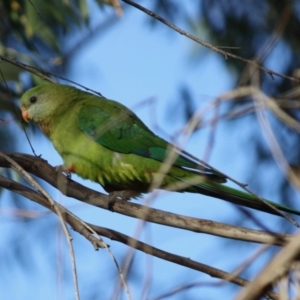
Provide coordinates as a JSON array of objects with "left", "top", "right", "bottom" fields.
[{"left": 1, "top": 2, "right": 296, "bottom": 300}]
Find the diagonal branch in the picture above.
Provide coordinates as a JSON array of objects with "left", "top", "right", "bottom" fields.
[
  {"left": 0, "top": 174, "right": 279, "bottom": 299},
  {"left": 235, "top": 230, "right": 300, "bottom": 300},
  {"left": 121, "top": 0, "right": 300, "bottom": 84},
  {"left": 0, "top": 152, "right": 80, "bottom": 300},
  {"left": 0, "top": 152, "right": 290, "bottom": 246}
]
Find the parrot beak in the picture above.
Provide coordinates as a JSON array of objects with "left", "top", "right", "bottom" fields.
[{"left": 21, "top": 107, "right": 29, "bottom": 122}]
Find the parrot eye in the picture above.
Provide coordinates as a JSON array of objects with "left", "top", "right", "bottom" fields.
[{"left": 30, "top": 96, "right": 37, "bottom": 104}]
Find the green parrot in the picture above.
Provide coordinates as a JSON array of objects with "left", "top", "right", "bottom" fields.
[{"left": 20, "top": 83, "right": 300, "bottom": 217}]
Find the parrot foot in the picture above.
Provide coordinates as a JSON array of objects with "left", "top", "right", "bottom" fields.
[
  {"left": 108, "top": 190, "right": 140, "bottom": 211},
  {"left": 55, "top": 164, "right": 72, "bottom": 179}
]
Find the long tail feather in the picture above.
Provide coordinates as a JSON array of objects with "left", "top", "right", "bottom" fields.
[{"left": 172, "top": 176, "right": 300, "bottom": 216}]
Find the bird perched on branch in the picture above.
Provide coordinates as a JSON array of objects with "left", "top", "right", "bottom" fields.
[{"left": 20, "top": 83, "right": 300, "bottom": 217}]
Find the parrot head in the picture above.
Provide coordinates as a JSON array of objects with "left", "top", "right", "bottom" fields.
[
  {"left": 20, "top": 83, "right": 78, "bottom": 123},
  {"left": 20, "top": 84, "right": 59, "bottom": 123}
]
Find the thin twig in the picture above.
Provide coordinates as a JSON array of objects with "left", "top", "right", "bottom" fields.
[
  {"left": 0, "top": 152, "right": 80, "bottom": 300},
  {"left": 0, "top": 55, "right": 55, "bottom": 82},
  {"left": 0, "top": 66, "right": 37, "bottom": 156},
  {"left": 121, "top": 0, "right": 300, "bottom": 84},
  {"left": 235, "top": 230, "right": 300, "bottom": 300},
  {"left": 0, "top": 55, "right": 106, "bottom": 98}
]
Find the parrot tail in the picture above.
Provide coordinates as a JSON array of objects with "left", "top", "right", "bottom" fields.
[{"left": 171, "top": 176, "right": 300, "bottom": 217}]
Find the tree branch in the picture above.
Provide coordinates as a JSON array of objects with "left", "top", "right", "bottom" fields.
[
  {"left": 0, "top": 174, "right": 279, "bottom": 299},
  {"left": 0, "top": 153, "right": 290, "bottom": 246},
  {"left": 121, "top": 0, "right": 300, "bottom": 84},
  {"left": 235, "top": 230, "right": 300, "bottom": 300}
]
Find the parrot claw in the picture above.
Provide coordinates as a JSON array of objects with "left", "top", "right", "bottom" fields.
[
  {"left": 108, "top": 190, "right": 140, "bottom": 211},
  {"left": 55, "top": 164, "right": 72, "bottom": 179}
]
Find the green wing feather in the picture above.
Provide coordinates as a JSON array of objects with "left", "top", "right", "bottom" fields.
[{"left": 77, "top": 100, "right": 225, "bottom": 182}]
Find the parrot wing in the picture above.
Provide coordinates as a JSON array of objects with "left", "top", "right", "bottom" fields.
[{"left": 77, "top": 101, "right": 225, "bottom": 182}]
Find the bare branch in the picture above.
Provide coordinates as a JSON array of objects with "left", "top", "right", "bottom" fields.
[
  {"left": 235, "top": 231, "right": 300, "bottom": 300},
  {"left": 0, "top": 152, "right": 81, "bottom": 300},
  {"left": 0, "top": 174, "right": 278, "bottom": 297},
  {"left": 0, "top": 55, "right": 55, "bottom": 83},
  {"left": 0, "top": 153, "right": 291, "bottom": 246},
  {"left": 121, "top": 0, "right": 300, "bottom": 84}
]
